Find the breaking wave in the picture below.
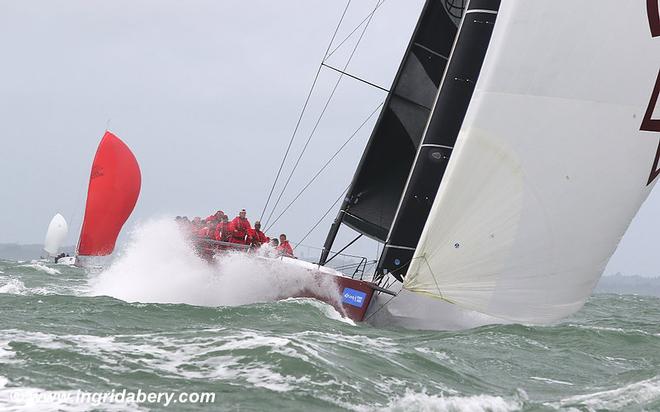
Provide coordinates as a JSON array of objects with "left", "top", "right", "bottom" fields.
[
  {"left": 557, "top": 376, "right": 660, "bottom": 410},
  {"left": 0, "top": 278, "right": 28, "bottom": 295},
  {"left": 379, "top": 391, "right": 522, "bottom": 412},
  {"left": 18, "top": 263, "right": 61, "bottom": 276},
  {"left": 89, "top": 218, "right": 341, "bottom": 309}
]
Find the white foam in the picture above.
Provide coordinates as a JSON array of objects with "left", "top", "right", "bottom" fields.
[
  {"left": 415, "top": 347, "right": 453, "bottom": 363},
  {"left": 557, "top": 376, "right": 660, "bottom": 410},
  {"left": 0, "top": 328, "right": 318, "bottom": 393},
  {"left": 297, "top": 330, "right": 400, "bottom": 356},
  {"left": 89, "top": 218, "right": 342, "bottom": 308},
  {"left": 284, "top": 298, "right": 356, "bottom": 325},
  {"left": 0, "top": 330, "right": 69, "bottom": 351},
  {"left": 332, "top": 390, "right": 521, "bottom": 412},
  {"left": 18, "top": 263, "right": 61, "bottom": 276},
  {"left": 0, "top": 387, "right": 139, "bottom": 412},
  {"left": 382, "top": 391, "right": 521, "bottom": 412},
  {"left": 0, "top": 278, "right": 28, "bottom": 295},
  {"left": 567, "top": 324, "right": 651, "bottom": 336},
  {"left": 529, "top": 376, "right": 573, "bottom": 386},
  {"left": 0, "top": 341, "right": 15, "bottom": 361}
]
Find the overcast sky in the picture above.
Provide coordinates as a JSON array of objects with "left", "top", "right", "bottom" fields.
[{"left": 1, "top": 1, "right": 658, "bottom": 277}]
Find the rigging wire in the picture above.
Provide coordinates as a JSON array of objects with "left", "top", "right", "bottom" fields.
[
  {"left": 265, "top": 101, "right": 384, "bottom": 233},
  {"left": 259, "top": 0, "right": 353, "bottom": 222},
  {"left": 264, "top": 0, "right": 383, "bottom": 227},
  {"left": 323, "top": 0, "right": 388, "bottom": 63},
  {"left": 364, "top": 293, "right": 398, "bottom": 322},
  {"left": 293, "top": 242, "right": 370, "bottom": 260},
  {"left": 294, "top": 186, "right": 349, "bottom": 249}
]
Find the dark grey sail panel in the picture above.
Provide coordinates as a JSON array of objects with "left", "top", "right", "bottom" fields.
[
  {"left": 377, "top": 1, "right": 501, "bottom": 280},
  {"left": 338, "top": 0, "right": 460, "bottom": 242}
]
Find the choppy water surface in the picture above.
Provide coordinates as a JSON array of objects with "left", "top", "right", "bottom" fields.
[{"left": 1, "top": 225, "right": 659, "bottom": 411}]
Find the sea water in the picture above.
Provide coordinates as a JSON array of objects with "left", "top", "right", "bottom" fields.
[{"left": 0, "top": 220, "right": 659, "bottom": 411}]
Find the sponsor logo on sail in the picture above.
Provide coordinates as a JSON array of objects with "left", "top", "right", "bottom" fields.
[{"left": 644, "top": 0, "right": 660, "bottom": 184}]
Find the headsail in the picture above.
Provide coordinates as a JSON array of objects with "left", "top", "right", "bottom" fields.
[
  {"left": 44, "top": 213, "right": 68, "bottom": 257},
  {"left": 405, "top": 1, "right": 660, "bottom": 323},
  {"left": 77, "top": 131, "right": 141, "bottom": 256},
  {"left": 320, "top": 0, "right": 463, "bottom": 262}
]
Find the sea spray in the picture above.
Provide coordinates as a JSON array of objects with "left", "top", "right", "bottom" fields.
[{"left": 89, "top": 218, "right": 342, "bottom": 308}]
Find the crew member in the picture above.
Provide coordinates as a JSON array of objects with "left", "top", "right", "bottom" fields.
[
  {"left": 197, "top": 220, "right": 212, "bottom": 238},
  {"left": 276, "top": 234, "right": 294, "bottom": 257},
  {"left": 247, "top": 221, "right": 269, "bottom": 248},
  {"left": 214, "top": 215, "right": 231, "bottom": 242},
  {"left": 207, "top": 210, "right": 225, "bottom": 223},
  {"left": 229, "top": 209, "right": 252, "bottom": 244}
]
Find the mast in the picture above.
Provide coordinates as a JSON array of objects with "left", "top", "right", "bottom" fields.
[
  {"left": 376, "top": 0, "right": 501, "bottom": 280},
  {"left": 320, "top": 0, "right": 463, "bottom": 265}
]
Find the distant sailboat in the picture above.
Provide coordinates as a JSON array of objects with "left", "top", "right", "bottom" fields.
[
  {"left": 44, "top": 213, "right": 69, "bottom": 261},
  {"left": 75, "top": 131, "right": 142, "bottom": 266}
]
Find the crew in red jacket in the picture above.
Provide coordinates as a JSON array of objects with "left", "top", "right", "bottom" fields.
[
  {"left": 197, "top": 220, "right": 212, "bottom": 238},
  {"left": 247, "top": 221, "right": 269, "bottom": 248},
  {"left": 229, "top": 209, "right": 252, "bottom": 244},
  {"left": 214, "top": 215, "right": 231, "bottom": 242},
  {"left": 276, "top": 234, "right": 294, "bottom": 257}
]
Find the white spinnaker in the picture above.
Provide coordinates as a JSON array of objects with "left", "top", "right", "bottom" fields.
[
  {"left": 404, "top": 1, "right": 660, "bottom": 324},
  {"left": 44, "top": 213, "right": 68, "bottom": 257}
]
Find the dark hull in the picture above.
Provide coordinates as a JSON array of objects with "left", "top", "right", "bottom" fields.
[
  {"left": 194, "top": 239, "right": 385, "bottom": 322},
  {"left": 288, "top": 273, "right": 379, "bottom": 322}
]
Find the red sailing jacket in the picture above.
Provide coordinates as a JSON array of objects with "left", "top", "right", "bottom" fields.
[
  {"left": 214, "top": 222, "right": 231, "bottom": 242},
  {"left": 197, "top": 226, "right": 211, "bottom": 238},
  {"left": 229, "top": 217, "right": 252, "bottom": 244},
  {"left": 277, "top": 241, "right": 294, "bottom": 257},
  {"left": 247, "top": 228, "right": 269, "bottom": 247}
]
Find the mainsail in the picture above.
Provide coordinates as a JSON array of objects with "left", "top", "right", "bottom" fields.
[
  {"left": 44, "top": 213, "right": 68, "bottom": 257},
  {"left": 320, "top": 0, "right": 463, "bottom": 262},
  {"left": 377, "top": 0, "right": 501, "bottom": 279},
  {"left": 77, "top": 131, "right": 141, "bottom": 256},
  {"left": 404, "top": 1, "right": 660, "bottom": 323}
]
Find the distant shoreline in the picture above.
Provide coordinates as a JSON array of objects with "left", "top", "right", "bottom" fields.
[
  {"left": 0, "top": 243, "right": 75, "bottom": 261},
  {"left": 2, "top": 243, "right": 659, "bottom": 297}
]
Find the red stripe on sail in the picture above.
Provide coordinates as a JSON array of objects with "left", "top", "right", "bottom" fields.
[
  {"left": 78, "top": 131, "right": 141, "bottom": 256},
  {"left": 643, "top": 70, "right": 660, "bottom": 185},
  {"left": 649, "top": 0, "right": 660, "bottom": 37}
]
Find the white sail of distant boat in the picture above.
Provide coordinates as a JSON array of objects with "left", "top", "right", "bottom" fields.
[{"left": 44, "top": 213, "right": 68, "bottom": 257}]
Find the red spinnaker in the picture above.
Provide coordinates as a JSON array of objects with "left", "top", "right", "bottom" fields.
[{"left": 78, "top": 131, "right": 141, "bottom": 256}]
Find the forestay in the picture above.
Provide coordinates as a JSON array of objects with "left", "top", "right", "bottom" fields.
[{"left": 405, "top": 1, "right": 660, "bottom": 323}]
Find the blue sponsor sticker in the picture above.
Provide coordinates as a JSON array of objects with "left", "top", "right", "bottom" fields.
[{"left": 342, "top": 288, "right": 367, "bottom": 308}]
